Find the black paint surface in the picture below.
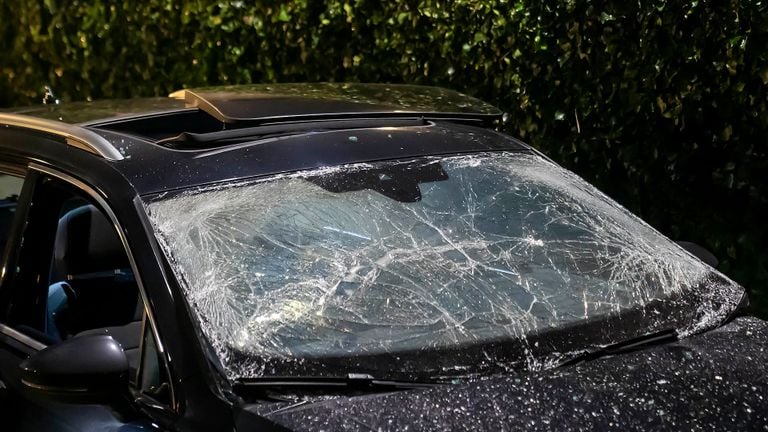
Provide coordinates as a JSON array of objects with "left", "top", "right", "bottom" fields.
[{"left": 253, "top": 316, "right": 768, "bottom": 431}]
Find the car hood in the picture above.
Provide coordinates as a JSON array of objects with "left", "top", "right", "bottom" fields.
[{"left": 241, "top": 316, "right": 768, "bottom": 431}]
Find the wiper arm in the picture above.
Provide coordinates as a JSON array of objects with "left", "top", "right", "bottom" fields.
[
  {"left": 557, "top": 328, "right": 678, "bottom": 368},
  {"left": 233, "top": 373, "right": 444, "bottom": 399}
]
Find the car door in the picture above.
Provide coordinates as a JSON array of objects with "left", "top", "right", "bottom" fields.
[{"left": 0, "top": 166, "right": 171, "bottom": 431}]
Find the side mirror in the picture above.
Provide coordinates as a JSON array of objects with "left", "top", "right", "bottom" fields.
[
  {"left": 676, "top": 241, "right": 719, "bottom": 268},
  {"left": 19, "top": 334, "right": 129, "bottom": 403}
]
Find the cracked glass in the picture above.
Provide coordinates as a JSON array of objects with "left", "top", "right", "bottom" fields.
[{"left": 145, "top": 152, "right": 742, "bottom": 379}]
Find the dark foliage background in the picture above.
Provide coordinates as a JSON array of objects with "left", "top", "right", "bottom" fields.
[{"left": 1, "top": 1, "right": 767, "bottom": 314}]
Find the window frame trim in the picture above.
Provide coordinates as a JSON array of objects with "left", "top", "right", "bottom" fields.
[{"left": 0, "top": 323, "right": 47, "bottom": 351}]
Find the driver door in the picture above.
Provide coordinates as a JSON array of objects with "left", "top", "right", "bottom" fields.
[{"left": 0, "top": 168, "right": 166, "bottom": 431}]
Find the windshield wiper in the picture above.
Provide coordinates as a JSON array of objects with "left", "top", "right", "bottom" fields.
[
  {"left": 233, "top": 373, "right": 444, "bottom": 400},
  {"left": 556, "top": 328, "right": 678, "bottom": 368}
]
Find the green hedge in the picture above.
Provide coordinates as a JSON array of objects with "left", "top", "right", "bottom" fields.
[{"left": 2, "top": 1, "right": 767, "bottom": 313}]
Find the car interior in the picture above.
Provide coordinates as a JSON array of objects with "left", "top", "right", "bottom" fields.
[
  {"left": 45, "top": 200, "right": 144, "bottom": 374},
  {"left": 0, "top": 172, "right": 171, "bottom": 400}
]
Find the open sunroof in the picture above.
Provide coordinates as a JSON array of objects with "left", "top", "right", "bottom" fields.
[
  {"left": 169, "top": 83, "right": 504, "bottom": 124},
  {"left": 89, "top": 83, "right": 504, "bottom": 146}
]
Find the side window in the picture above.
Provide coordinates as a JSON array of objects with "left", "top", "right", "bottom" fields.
[
  {"left": 4, "top": 175, "right": 144, "bottom": 380},
  {"left": 0, "top": 173, "right": 24, "bottom": 255}
]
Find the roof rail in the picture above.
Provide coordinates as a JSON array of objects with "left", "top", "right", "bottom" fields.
[{"left": 0, "top": 113, "right": 123, "bottom": 161}]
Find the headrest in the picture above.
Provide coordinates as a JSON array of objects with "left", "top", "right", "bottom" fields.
[{"left": 53, "top": 205, "right": 129, "bottom": 277}]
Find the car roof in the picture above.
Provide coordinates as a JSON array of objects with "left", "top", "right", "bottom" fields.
[{"left": 0, "top": 83, "right": 530, "bottom": 195}]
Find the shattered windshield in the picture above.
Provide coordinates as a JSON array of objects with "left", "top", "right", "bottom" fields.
[{"left": 146, "top": 152, "right": 742, "bottom": 379}]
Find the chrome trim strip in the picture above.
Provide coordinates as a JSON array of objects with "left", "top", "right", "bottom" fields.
[
  {"left": 0, "top": 113, "right": 124, "bottom": 161},
  {"left": 27, "top": 163, "right": 176, "bottom": 408},
  {"left": 0, "top": 323, "right": 47, "bottom": 351},
  {"left": 22, "top": 379, "right": 89, "bottom": 393}
]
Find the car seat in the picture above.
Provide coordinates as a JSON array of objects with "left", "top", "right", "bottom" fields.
[{"left": 46, "top": 204, "right": 143, "bottom": 371}]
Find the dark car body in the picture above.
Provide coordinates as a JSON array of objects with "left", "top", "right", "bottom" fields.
[{"left": 0, "top": 84, "right": 762, "bottom": 431}]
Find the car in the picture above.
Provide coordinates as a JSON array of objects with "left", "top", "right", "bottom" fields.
[{"left": 0, "top": 83, "right": 764, "bottom": 431}]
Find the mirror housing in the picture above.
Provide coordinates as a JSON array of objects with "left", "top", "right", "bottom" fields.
[{"left": 19, "top": 334, "right": 129, "bottom": 403}]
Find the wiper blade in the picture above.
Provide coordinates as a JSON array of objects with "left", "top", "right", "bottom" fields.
[
  {"left": 557, "top": 328, "right": 678, "bottom": 368},
  {"left": 233, "top": 373, "right": 444, "bottom": 399}
]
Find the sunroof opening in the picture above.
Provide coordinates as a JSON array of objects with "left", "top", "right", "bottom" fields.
[
  {"left": 87, "top": 84, "right": 505, "bottom": 149},
  {"left": 155, "top": 118, "right": 432, "bottom": 149},
  {"left": 90, "top": 109, "right": 223, "bottom": 141}
]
